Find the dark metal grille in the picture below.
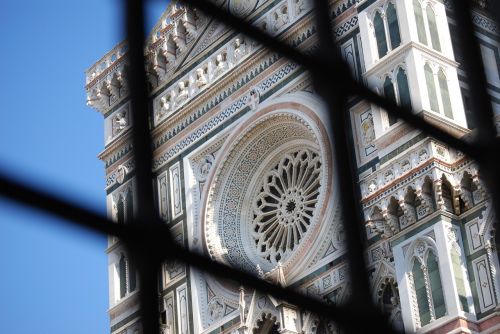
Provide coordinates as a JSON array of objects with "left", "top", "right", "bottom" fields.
[{"left": 2, "top": 0, "right": 500, "bottom": 333}]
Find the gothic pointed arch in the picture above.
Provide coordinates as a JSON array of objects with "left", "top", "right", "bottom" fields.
[
  {"left": 413, "top": 0, "right": 427, "bottom": 45},
  {"left": 405, "top": 237, "right": 446, "bottom": 328},
  {"left": 396, "top": 67, "right": 411, "bottom": 109},
  {"left": 426, "top": 5, "right": 441, "bottom": 51},
  {"left": 374, "top": 11, "right": 388, "bottom": 58},
  {"left": 424, "top": 63, "right": 439, "bottom": 112},
  {"left": 117, "top": 195, "right": 125, "bottom": 224},
  {"left": 386, "top": 2, "right": 401, "bottom": 49},
  {"left": 437, "top": 69, "right": 452, "bottom": 119},
  {"left": 119, "top": 253, "right": 127, "bottom": 298}
]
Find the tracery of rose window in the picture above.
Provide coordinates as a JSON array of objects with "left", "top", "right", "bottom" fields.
[{"left": 252, "top": 149, "right": 321, "bottom": 263}]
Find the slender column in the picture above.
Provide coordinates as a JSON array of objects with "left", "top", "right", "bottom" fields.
[
  {"left": 485, "top": 241, "right": 500, "bottom": 305},
  {"left": 421, "top": 264, "right": 436, "bottom": 321}
]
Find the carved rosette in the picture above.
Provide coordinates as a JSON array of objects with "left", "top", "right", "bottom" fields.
[
  {"left": 202, "top": 95, "right": 336, "bottom": 276},
  {"left": 252, "top": 149, "right": 322, "bottom": 264}
]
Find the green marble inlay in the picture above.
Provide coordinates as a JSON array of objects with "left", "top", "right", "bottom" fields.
[{"left": 379, "top": 133, "right": 426, "bottom": 165}]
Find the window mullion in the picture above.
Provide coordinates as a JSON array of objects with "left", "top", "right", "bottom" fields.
[
  {"left": 125, "top": 257, "right": 130, "bottom": 295},
  {"left": 393, "top": 75, "right": 401, "bottom": 105},
  {"left": 408, "top": 270, "right": 422, "bottom": 328},
  {"left": 383, "top": 11, "right": 392, "bottom": 51}
]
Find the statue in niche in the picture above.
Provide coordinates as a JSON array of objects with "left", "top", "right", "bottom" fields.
[
  {"left": 196, "top": 68, "right": 208, "bottom": 89},
  {"left": 112, "top": 111, "right": 128, "bottom": 135},
  {"left": 214, "top": 54, "right": 227, "bottom": 77},
  {"left": 233, "top": 38, "right": 246, "bottom": 62},
  {"left": 273, "top": 7, "right": 289, "bottom": 31},
  {"left": 199, "top": 154, "right": 215, "bottom": 181},
  {"left": 158, "top": 95, "right": 172, "bottom": 120},
  {"left": 176, "top": 81, "right": 189, "bottom": 103},
  {"left": 250, "top": 88, "right": 261, "bottom": 110},
  {"left": 295, "top": 0, "right": 307, "bottom": 15}
]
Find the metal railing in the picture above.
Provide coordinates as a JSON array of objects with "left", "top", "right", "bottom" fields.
[{"left": 2, "top": 0, "right": 500, "bottom": 333}]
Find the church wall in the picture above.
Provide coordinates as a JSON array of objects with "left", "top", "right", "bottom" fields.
[{"left": 86, "top": 0, "right": 500, "bottom": 333}]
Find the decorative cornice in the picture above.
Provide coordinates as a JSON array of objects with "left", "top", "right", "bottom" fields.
[
  {"left": 364, "top": 41, "right": 460, "bottom": 78},
  {"left": 100, "top": 15, "right": 319, "bottom": 169}
]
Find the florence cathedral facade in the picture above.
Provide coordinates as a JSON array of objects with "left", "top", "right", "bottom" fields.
[{"left": 86, "top": 0, "right": 500, "bottom": 333}]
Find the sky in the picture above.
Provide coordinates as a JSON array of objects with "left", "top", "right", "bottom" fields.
[{"left": 0, "top": 1, "right": 166, "bottom": 333}]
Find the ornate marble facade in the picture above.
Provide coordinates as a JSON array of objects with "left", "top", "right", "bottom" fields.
[{"left": 87, "top": 0, "right": 500, "bottom": 333}]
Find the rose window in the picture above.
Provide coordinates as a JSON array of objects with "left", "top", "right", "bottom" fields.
[{"left": 252, "top": 149, "right": 321, "bottom": 263}]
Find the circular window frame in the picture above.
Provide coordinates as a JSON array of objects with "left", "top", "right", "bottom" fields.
[{"left": 200, "top": 93, "right": 336, "bottom": 279}]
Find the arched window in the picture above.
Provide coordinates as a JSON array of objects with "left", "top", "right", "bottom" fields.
[
  {"left": 425, "top": 64, "right": 454, "bottom": 119},
  {"left": 119, "top": 254, "right": 128, "bottom": 298},
  {"left": 397, "top": 68, "right": 412, "bottom": 109},
  {"left": 413, "top": 0, "right": 427, "bottom": 45},
  {"left": 426, "top": 6, "right": 441, "bottom": 51},
  {"left": 126, "top": 190, "right": 134, "bottom": 222},
  {"left": 378, "top": 278, "right": 401, "bottom": 315},
  {"left": 373, "top": 3, "right": 401, "bottom": 59},
  {"left": 383, "top": 67, "right": 412, "bottom": 127},
  {"left": 409, "top": 243, "right": 446, "bottom": 327},
  {"left": 414, "top": 1, "right": 442, "bottom": 52},
  {"left": 374, "top": 11, "right": 388, "bottom": 58},
  {"left": 118, "top": 253, "right": 137, "bottom": 299},
  {"left": 438, "top": 70, "right": 452, "bottom": 119},
  {"left": 117, "top": 196, "right": 125, "bottom": 224},
  {"left": 384, "top": 76, "right": 396, "bottom": 101},
  {"left": 387, "top": 3, "right": 401, "bottom": 49},
  {"left": 384, "top": 76, "right": 398, "bottom": 126},
  {"left": 424, "top": 64, "right": 439, "bottom": 112}
]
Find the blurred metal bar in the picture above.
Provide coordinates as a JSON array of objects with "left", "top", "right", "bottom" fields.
[
  {"left": 449, "top": 0, "right": 500, "bottom": 254},
  {"left": 0, "top": 0, "right": 499, "bottom": 333},
  {"left": 451, "top": 0, "right": 497, "bottom": 144},
  {"left": 0, "top": 173, "right": 400, "bottom": 333},
  {"left": 125, "top": 0, "right": 162, "bottom": 333},
  {"left": 0, "top": 172, "right": 119, "bottom": 235},
  {"left": 311, "top": 0, "right": 373, "bottom": 309}
]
